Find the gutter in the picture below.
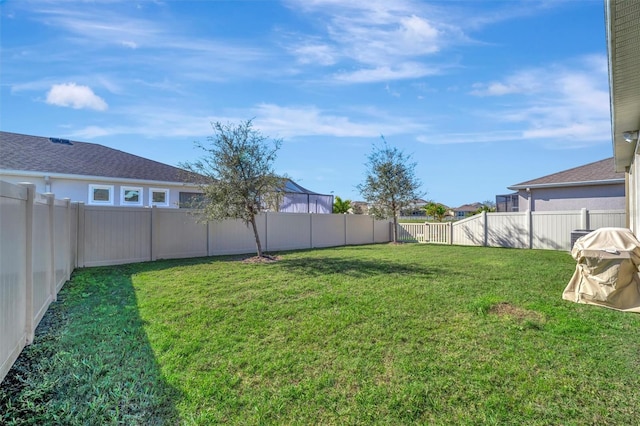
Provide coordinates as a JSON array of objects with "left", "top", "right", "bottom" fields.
[
  {"left": 0, "top": 169, "right": 203, "bottom": 187},
  {"left": 508, "top": 178, "right": 625, "bottom": 191}
]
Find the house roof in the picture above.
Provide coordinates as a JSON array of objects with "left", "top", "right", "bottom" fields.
[
  {"left": 508, "top": 158, "right": 624, "bottom": 190},
  {"left": 453, "top": 202, "right": 482, "bottom": 212},
  {"left": 0, "top": 131, "right": 204, "bottom": 184},
  {"left": 606, "top": 0, "right": 640, "bottom": 172}
]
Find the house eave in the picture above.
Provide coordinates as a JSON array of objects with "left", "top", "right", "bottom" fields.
[
  {"left": 508, "top": 179, "right": 625, "bottom": 191},
  {"left": 0, "top": 169, "right": 202, "bottom": 187},
  {"left": 607, "top": 0, "right": 640, "bottom": 173}
]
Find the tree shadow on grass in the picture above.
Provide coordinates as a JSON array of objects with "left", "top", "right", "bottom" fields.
[
  {"left": 0, "top": 268, "right": 182, "bottom": 425},
  {"left": 277, "top": 255, "right": 447, "bottom": 279}
]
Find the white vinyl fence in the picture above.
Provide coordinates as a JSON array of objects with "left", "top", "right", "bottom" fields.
[
  {"left": 1, "top": 182, "right": 77, "bottom": 384},
  {"left": 77, "top": 206, "right": 392, "bottom": 267},
  {"left": 399, "top": 209, "right": 626, "bottom": 251},
  {"left": 0, "top": 180, "right": 391, "bottom": 383}
]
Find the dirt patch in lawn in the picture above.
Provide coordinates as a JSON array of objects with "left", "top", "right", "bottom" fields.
[{"left": 489, "top": 302, "right": 545, "bottom": 324}]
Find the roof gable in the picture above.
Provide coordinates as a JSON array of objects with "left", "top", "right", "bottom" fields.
[
  {"left": 0, "top": 131, "right": 202, "bottom": 184},
  {"left": 508, "top": 158, "right": 624, "bottom": 190}
]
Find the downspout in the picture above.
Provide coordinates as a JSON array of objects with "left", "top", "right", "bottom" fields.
[{"left": 44, "top": 175, "right": 51, "bottom": 193}]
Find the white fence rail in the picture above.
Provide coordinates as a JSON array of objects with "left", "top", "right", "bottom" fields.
[{"left": 399, "top": 209, "right": 626, "bottom": 251}]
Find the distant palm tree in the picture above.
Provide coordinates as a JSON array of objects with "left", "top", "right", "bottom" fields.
[
  {"left": 424, "top": 202, "right": 447, "bottom": 222},
  {"left": 333, "top": 196, "right": 352, "bottom": 214}
]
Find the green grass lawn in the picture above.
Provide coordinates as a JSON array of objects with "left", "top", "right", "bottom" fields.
[{"left": 2, "top": 244, "right": 640, "bottom": 425}]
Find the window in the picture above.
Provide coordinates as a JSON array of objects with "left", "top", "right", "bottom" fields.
[
  {"left": 88, "top": 184, "right": 114, "bottom": 205},
  {"left": 150, "top": 188, "right": 170, "bottom": 207},
  {"left": 121, "top": 186, "right": 143, "bottom": 206},
  {"left": 179, "top": 191, "right": 204, "bottom": 208}
]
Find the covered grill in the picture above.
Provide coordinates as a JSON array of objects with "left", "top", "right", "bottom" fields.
[{"left": 563, "top": 227, "right": 640, "bottom": 313}]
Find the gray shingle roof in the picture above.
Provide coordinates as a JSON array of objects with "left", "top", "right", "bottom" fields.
[
  {"left": 0, "top": 131, "right": 203, "bottom": 183},
  {"left": 508, "top": 158, "right": 624, "bottom": 189}
]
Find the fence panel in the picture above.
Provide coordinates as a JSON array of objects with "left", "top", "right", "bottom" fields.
[
  {"left": 266, "top": 212, "right": 312, "bottom": 251},
  {"left": 53, "top": 200, "right": 71, "bottom": 291},
  {"left": 589, "top": 210, "right": 626, "bottom": 229},
  {"left": 486, "top": 213, "right": 529, "bottom": 248},
  {"left": 208, "top": 216, "right": 266, "bottom": 256},
  {"left": 398, "top": 223, "right": 426, "bottom": 242},
  {"left": 82, "top": 207, "right": 151, "bottom": 266},
  {"left": 426, "top": 223, "right": 450, "bottom": 244},
  {"left": 69, "top": 204, "right": 78, "bottom": 271},
  {"left": 154, "top": 209, "right": 207, "bottom": 260},
  {"left": 374, "top": 219, "right": 392, "bottom": 243},
  {"left": 452, "top": 215, "right": 485, "bottom": 246},
  {"left": 346, "top": 215, "right": 375, "bottom": 245},
  {"left": 532, "top": 211, "right": 582, "bottom": 250},
  {"left": 32, "top": 194, "right": 54, "bottom": 329},
  {"left": 312, "top": 214, "right": 346, "bottom": 248},
  {"left": 0, "top": 182, "right": 28, "bottom": 384}
]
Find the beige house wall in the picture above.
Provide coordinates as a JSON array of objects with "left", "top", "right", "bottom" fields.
[
  {"left": 0, "top": 173, "right": 199, "bottom": 208},
  {"left": 516, "top": 184, "right": 625, "bottom": 212}
]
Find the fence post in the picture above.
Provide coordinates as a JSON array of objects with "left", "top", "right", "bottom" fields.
[
  {"left": 150, "top": 205, "right": 157, "bottom": 261},
  {"left": 345, "top": 214, "right": 349, "bottom": 246},
  {"left": 77, "top": 202, "right": 85, "bottom": 267},
  {"left": 45, "top": 193, "right": 56, "bottom": 302},
  {"left": 19, "top": 183, "right": 35, "bottom": 344},
  {"left": 63, "top": 198, "right": 71, "bottom": 284},
  {"left": 581, "top": 208, "right": 589, "bottom": 230},
  {"left": 482, "top": 211, "right": 488, "bottom": 246},
  {"left": 264, "top": 212, "right": 269, "bottom": 252},
  {"left": 527, "top": 210, "right": 533, "bottom": 249},
  {"left": 448, "top": 222, "right": 453, "bottom": 245}
]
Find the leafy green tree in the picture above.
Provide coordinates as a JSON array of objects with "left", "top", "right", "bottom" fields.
[
  {"left": 357, "top": 137, "right": 423, "bottom": 243},
  {"left": 333, "top": 196, "right": 352, "bottom": 214},
  {"left": 181, "top": 119, "right": 286, "bottom": 258},
  {"left": 424, "top": 202, "right": 447, "bottom": 222}
]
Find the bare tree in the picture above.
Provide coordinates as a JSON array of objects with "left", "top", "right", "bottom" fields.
[
  {"left": 181, "top": 120, "right": 286, "bottom": 258},
  {"left": 357, "top": 137, "right": 423, "bottom": 242}
]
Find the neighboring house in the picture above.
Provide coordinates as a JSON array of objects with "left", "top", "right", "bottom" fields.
[
  {"left": 607, "top": 0, "right": 640, "bottom": 232},
  {"left": 0, "top": 131, "right": 333, "bottom": 213},
  {"left": 402, "top": 198, "right": 430, "bottom": 216},
  {"left": 351, "top": 201, "right": 369, "bottom": 215},
  {"left": 0, "top": 131, "right": 205, "bottom": 208},
  {"left": 500, "top": 158, "right": 625, "bottom": 212},
  {"left": 451, "top": 202, "right": 483, "bottom": 219}
]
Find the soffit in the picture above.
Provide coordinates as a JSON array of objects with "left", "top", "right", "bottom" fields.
[{"left": 608, "top": 0, "right": 640, "bottom": 172}]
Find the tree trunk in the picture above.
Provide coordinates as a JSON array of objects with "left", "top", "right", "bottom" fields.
[
  {"left": 392, "top": 215, "right": 398, "bottom": 243},
  {"left": 249, "top": 214, "right": 263, "bottom": 257}
]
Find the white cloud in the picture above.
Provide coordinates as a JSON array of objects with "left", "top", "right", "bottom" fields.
[
  {"left": 459, "top": 55, "right": 611, "bottom": 146},
  {"left": 284, "top": 0, "right": 459, "bottom": 82},
  {"left": 292, "top": 43, "right": 337, "bottom": 66},
  {"left": 470, "top": 70, "right": 544, "bottom": 96},
  {"left": 121, "top": 40, "right": 138, "bottom": 49},
  {"left": 334, "top": 63, "right": 439, "bottom": 83},
  {"left": 46, "top": 83, "right": 108, "bottom": 111}
]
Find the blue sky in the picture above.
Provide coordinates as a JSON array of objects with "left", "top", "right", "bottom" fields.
[{"left": 1, "top": 0, "right": 612, "bottom": 207}]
